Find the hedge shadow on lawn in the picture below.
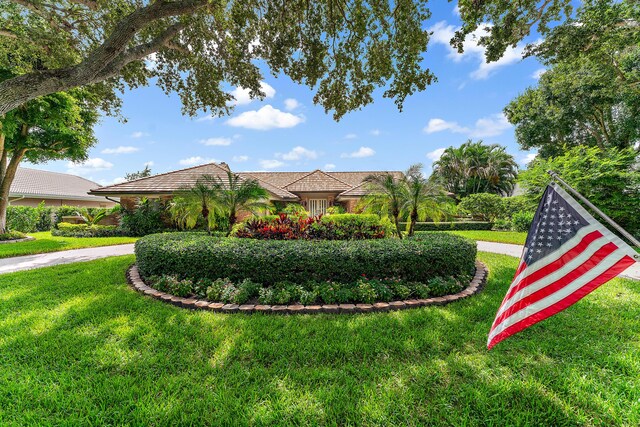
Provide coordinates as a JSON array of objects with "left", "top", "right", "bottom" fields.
[{"left": 1, "top": 255, "right": 635, "bottom": 425}]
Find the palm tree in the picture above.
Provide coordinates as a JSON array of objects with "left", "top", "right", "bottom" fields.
[
  {"left": 401, "top": 163, "right": 451, "bottom": 237},
  {"left": 432, "top": 140, "right": 518, "bottom": 198},
  {"left": 360, "top": 172, "right": 406, "bottom": 239},
  {"left": 173, "top": 180, "right": 217, "bottom": 234},
  {"left": 205, "top": 171, "right": 270, "bottom": 235}
]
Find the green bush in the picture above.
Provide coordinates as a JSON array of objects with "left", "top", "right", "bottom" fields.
[
  {"left": 51, "top": 222, "right": 125, "bottom": 237},
  {"left": 492, "top": 219, "right": 512, "bottom": 231},
  {"left": 6, "top": 205, "right": 39, "bottom": 232},
  {"left": 512, "top": 211, "right": 535, "bottom": 232},
  {"left": 136, "top": 232, "right": 477, "bottom": 286},
  {"left": 501, "top": 195, "right": 534, "bottom": 219},
  {"left": 0, "top": 230, "right": 27, "bottom": 241},
  {"left": 280, "top": 203, "right": 308, "bottom": 216},
  {"left": 326, "top": 205, "right": 346, "bottom": 215},
  {"left": 401, "top": 221, "right": 493, "bottom": 231},
  {"left": 459, "top": 193, "right": 504, "bottom": 221},
  {"left": 120, "top": 198, "right": 169, "bottom": 236}
]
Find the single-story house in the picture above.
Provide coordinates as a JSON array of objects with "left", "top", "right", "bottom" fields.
[
  {"left": 89, "top": 162, "right": 403, "bottom": 215},
  {"left": 10, "top": 167, "right": 117, "bottom": 208}
]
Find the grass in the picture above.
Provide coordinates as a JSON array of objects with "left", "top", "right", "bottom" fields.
[
  {"left": 1, "top": 254, "right": 638, "bottom": 425},
  {"left": 0, "top": 231, "right": 138, "bottom": 259},
  {"left": 442, "top": 230, "right": 528, "bottom": 245}
]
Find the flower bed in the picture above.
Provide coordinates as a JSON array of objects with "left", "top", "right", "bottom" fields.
[{"left": 134, "top": 232, "right": 477, "bottom": 306}]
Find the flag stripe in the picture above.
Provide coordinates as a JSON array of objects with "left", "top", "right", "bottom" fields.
[
  {"left": 488, "top": 255, "right": 636, "bottom": 349},
  {"left": 491, "top": 242, "right": 618, "bottom": 328},
  {"left": 501, "top": 230, "right": 604, "bottom": 304},
  {"left": 494, "top": 234, "right": 610, "bottom": 321},
  {"left": 506, "top": 225, "right": 600, "bottom": 294},
  {"left": 488, "top": 249, "right": 633, "bottom": 343}
]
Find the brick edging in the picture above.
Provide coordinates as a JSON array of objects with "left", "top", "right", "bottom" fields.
[{"left": 126, "top": 261, "right": 488, "bottom": 314}]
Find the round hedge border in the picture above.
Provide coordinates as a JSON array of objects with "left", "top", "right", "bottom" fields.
[
  {"left": 126, "top": 261, "right": 488, "bottom": 314},
  {"left": 0, "top": 236, "right": 35, "bottom": 244}
]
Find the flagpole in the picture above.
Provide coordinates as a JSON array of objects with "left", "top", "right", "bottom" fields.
[{"left": 547, "top": 170, "right": 640, "bottom": 248}]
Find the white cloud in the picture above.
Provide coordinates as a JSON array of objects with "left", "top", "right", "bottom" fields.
[
  {"left": 277, "top": 146, "right": 318, "bottom": 161},
  {"left": 532, "top": 68, "right": 546, "bottom": 80},
  {"left": 199, "top": 137, "right": 232, "bottom": 146},
  {"left": 101, "top": 146, "right": 139, "bottom": 155},
  {"left": 429, "top": 20, "right": 526, "bottom": 79},
  {"left": 67, "top": 158, "right": 114, "bottom": 174},
  {"left": 98, "top": 176, "right": 127, "bottom": 186},
  {"left": 469, "top": 113, "right": 512, "bottom": 137},
  {"left": 341, "top": 146, "right": 376, "bottom": 158},
  {"left": 521, "top": 152, "right": 537, "bottom": 165},
  {"left": 424, "top": 118, "right": 468, "bottom": 134},
  {"left": 130, "top": 131, "right": 149, "bottom": 138},
  {"left": 344, "top": 133, "right": 357, "bottom": 139},
  {"left": 423, "top": 113, "right": 512, "bottom": 138},
  {"left": 426, "top": 148, "right": 446, "bottom": 162},
  {"left": 323, "top": 163, "right": 336, "bottom": 171},
  {"left": 370, "top": 129, "right": 381, "bottom": 136},
  {"left": 226, "top": 105, "right": 305, "bottom": 130},
  {"left": 144, "top": 161, "right": 154, "bottom": 167},
  {"left": 232, "top": 155, "right": 249, "bottom": 162},
  {"left": 179, "top": 156, "right": 219, "bottom": 166},
  {"left": 230, "top": 81, "right": 276, "bottom": 105},
  {"left": 284, "top": 98, "right": 301, "bottom": 111},
  {"left": 259, "top": 159, "right": 285, "bottom": 169}
]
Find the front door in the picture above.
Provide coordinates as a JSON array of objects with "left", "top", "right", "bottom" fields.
[{"left": 308, "top": 199, "right": 328, "bottom": 216}]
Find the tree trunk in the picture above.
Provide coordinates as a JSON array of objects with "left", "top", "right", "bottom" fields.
[
  {"left": 201, "top": 201, "right": 210, "bottom": 235},
  {"left": 227, "top": 210, "right": 237, "bottom": 237},
  {"left": 0, "top": 145, "right": 27, "bottom": 234},
  {"left": 408, "top": 208, "right": 418, "bottom": 237}
]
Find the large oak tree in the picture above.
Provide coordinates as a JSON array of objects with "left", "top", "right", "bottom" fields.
[{"left": 0, "top": 0, "right": 580, "bottom": 118}]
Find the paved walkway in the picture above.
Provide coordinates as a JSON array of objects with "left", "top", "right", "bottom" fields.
[
  {"left": 0, "top": 244, "right": 135, "bottom": 275},
  {"left": 0, "top": 241, "right": 638, "bottom": 280}
]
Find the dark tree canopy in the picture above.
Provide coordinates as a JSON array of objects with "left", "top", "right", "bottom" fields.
[{"left": 504, "top": 0, "right": 640, "bottom": 158}]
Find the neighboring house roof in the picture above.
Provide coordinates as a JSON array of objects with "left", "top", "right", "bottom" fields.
[
  {"left": 89, "top": 162, "right": 404, "bottom": 201},
  {"left": 10, "top": 167, "right": 112, "bottom": 202}
]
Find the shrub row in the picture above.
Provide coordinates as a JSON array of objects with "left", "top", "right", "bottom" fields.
[
  {"left": 234, "top": 213, "right": 388, "bottom": 240},
  {"left": 51, "top": 223, "right": 126, "bottom": 238},
  {"left": 146, "top": 274, "right": 467, "bottom": 305},
  {"left": 6, "top": 204, "right": 118, "bottom": 233},
  {"left": 0, "top": 230, "right": 27, "bottom": 241},
  {"left": 135, "top": 232, "right": 477, "bottom": 286},
  {"left": 400, "top": 221, "right": 493, "bottom": 231}
]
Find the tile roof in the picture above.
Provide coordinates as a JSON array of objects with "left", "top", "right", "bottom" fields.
[
  {"left": 90, "top": 162, "right": 404, "bottom": 200},
  {"left": 90, "top": 162, "right": 298, "bottom": 200},
  {"left": 10, "top": 168, "right": 111, "bottom": 202},
  {"left": 283, "top": 170, "right": 352, "bottom": 192}
]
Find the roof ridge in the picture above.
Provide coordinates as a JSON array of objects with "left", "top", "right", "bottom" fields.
[
  {"left": 239, "top": 172, "right": 299, "bottom": 199},
  {"left": 283, "top": 169, "right": 352, "bottom": 190},
  {"left": 91, "top": 162, "right": 228, "bottom": 191}
]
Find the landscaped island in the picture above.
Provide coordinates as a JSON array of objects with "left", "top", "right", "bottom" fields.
[{"left": 134, "top": 217, "right": 479, "bottom": 309}]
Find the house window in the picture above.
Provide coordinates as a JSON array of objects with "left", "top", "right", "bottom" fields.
[{"left": 308, "top": 199, "right": 328, "bottom": 216}]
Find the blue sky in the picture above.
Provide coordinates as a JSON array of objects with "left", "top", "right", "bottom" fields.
[{"left": 29, "top": 2, "right": 544, "bottom": 186}]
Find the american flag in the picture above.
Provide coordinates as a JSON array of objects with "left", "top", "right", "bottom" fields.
[{"left": 487, "top": 183, "right": 638, "bottom": 349}]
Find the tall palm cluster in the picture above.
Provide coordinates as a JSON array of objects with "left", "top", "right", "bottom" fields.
[
  {"left": 361, "top": 164, "right": 451, "bottom": 238},
  {"left": 431, "top": 140, "right": 518, "bottom": 198},
  {"left": 170, "top": 171, "right": 269, "bottom": 235}
]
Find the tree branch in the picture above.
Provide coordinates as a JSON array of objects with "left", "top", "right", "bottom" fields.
[{"left": 0, "top": 29, "right": 18, "bottom": 39}]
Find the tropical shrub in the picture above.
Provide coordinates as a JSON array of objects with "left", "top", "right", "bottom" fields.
[
  {"left": 51, "top": 222, "right": 125, "bottom": 237},
  {"left": 325, "top": 205, "right": 346, "bottom": 215},
  {"left": 511, "top": 211, "right": 535, "bottom": 232},
  {"left": 0, "top": 230, "right": 26, "bottom": 241},
  {"left": 120, "top": 198, "right": 169, "bottom": 236},
  {"left": 6, "top": 205, "right": 39, "bottom": 232},
  {"left": 459, "top": 193, "right": 504, "bottom": 222},
  {"left": 136, "top": 232, "right": 476, "bottom": 286},
  {"left": 35, "top": 202, "right": 53, "bottom": 231},
  {"left": 281, "top": 203, "right": 308, "bottom": 216},
  {"left": 234, "top": 213, "right": 387, "bottom": 240}
]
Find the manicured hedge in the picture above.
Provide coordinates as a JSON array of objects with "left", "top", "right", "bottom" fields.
[
  {"left": 400, "top": 221, "right": 493, "bottom": 231},
  {"left": 0, "top": 230, "right": 27, "bottom": 241},
  {"left": 51, "top": 222, "right": 125, "bottom": 238},
  {"left": 135, "top": 232, "right": 477, "bottom": 285}
]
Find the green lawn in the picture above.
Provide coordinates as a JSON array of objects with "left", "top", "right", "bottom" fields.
[
  {"left": 0, "top": 231, "right": 138, "bottom": 259},
  {"left": 1, "top": 254, "right": 638, "bottom": 425},
  {"left": 443, "top": 230, "right": 528, "bottom": 245}
]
